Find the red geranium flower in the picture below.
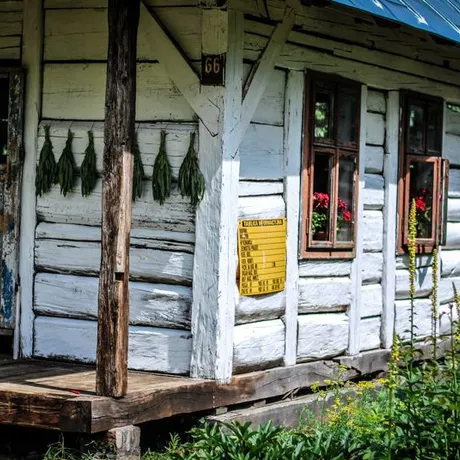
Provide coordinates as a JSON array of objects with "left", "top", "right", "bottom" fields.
[
  {"left": 343, "top": 210, "right": 352, "bottom": 222},
  {"left": 313, "top": 192, "right": 329, "bottom": 210},
  {"left": 338, "top": 198, "right": 348, "bottom": 211},
  {"left": 415, "top": 197, "right": 426, "bottom": 212}
]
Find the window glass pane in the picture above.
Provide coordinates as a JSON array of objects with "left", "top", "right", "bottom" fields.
[
  {"left": 409, "top": 161, "right": 434, "bottom": 239},
  {"left": 314, "top": 90, "right": 333, "bottom": 140},
  {"left": 337, "top": 89, "right": 358, "bottom": 144},
  {"left": 312, "top": 153, "right": 332, "bottom": 241},
  {"left": 337, "top": 156, "right": 355, "bottom": 242},
  {"left": 408, "top": 103, "right": 425, "bottom": 153},
  {"left": 427, "top": 105, "right": 442, "bottom": 152}
]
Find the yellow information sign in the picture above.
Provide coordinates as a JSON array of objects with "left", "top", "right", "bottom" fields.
[{"left": 238, "top": 218, "right": 287, "bottom": 296}]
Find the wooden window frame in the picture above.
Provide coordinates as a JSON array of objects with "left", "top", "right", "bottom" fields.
[
  {"left": 397, "top": 91, "right": 448, "bottom": 254},
  {"left": 301, "top": 73, "right": 361, "bottom": 260}
]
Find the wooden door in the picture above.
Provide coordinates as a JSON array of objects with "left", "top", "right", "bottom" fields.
[{"left": 0, "top": 69, "right": 24, "bottom": 332}]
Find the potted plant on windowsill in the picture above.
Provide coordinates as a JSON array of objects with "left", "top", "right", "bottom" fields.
[
  {"left": 412, "top": 187, "right": 432, "bottom": 238},
  {"left": 312, "top": 192, "right": 329, "bottom": 240}
]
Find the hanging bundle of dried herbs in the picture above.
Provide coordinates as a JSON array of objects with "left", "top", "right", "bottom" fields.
[
  {"left": 152, "top": 130, "right": 172, "bottom": 205},
  {"left": 80, "top": 130, "right": 97, "bottom": 197},
  {"left": 178, "top": 132, "right": 205, "bottom": 206},
  {"left": 132, "top": 135, "right": 144, "bottom": 201},
  {"left": 57, "top": 129, "right": 76, "bottom": 196},
  {"left": 35, "top": 125, "right": 57, "bottom": 196}
]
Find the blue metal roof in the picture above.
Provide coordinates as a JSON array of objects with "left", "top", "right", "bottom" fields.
[{"left": 332, "top": 0, "right": 460, "bottom": 45}]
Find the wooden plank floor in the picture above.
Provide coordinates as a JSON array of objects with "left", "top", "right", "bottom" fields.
[{"left": 0, "top": 352, "right": 389, "bottom": 434}]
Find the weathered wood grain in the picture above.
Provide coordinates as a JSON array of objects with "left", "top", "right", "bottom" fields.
[
  {"left": 361, "top": 284, "right": 383, "bottom": 318},
  {"left": 236, "top": 291, "right": 285, "bottom": 324},
  {"left": 360, "top": 317, "right": 381, "bottom": 352},
  {"left": 37, "top": 179, "right": 195, "bottom": 233},
  {"left": 233, "top": 320, "right": 285, "bottom": 373},
  {"left": 297, "top": 313, "right": 349, "bottom": 362},
  {"left": 0, "top": 36, "right": 21, "bottom": 60},
  {"left": 35, "top": 239, "right": 193, "bottom": 285},
  {"left": 298, "top": 277, "right": 351, "bottom": 313},
  {"left": 34, "top": 273, "right": 192, "bottom": 329},
  {"left": 42, "top": 63, "right": 195, "bottom": 121},
  {"left": 34, "top": 316, "right": 192, "bottom": 374}
]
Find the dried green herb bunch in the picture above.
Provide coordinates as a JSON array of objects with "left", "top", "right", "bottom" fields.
[
  {"left": 57, "top": 129, "right": 76, "bottom": 197},
  {"left": 178, "top": 132, "right": 205, "bottom": 206},
  {"left": 132, "top": 135, "right": 145, "bottom": 201},
  {"left": 36, "top": 125, "right": 57, "bottom": 196},
  {"left": 152, "top": 130, "right": 172, "bottom": 205},
  {"left": 80, "top": 130, "right": 97, "bottom": 197}
]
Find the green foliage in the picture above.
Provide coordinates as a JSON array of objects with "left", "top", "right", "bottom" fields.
[
  {"left": 152, "top": 131, "right": 172, "bottom": 205},
  {"left": 178, "top": 132, "right": 205, "bottom": 206},
  {"left": 57, "top": 129, "right": 76, "bottom": 197},
  {"left": 132, "top": 135, "right": 145, "bottom": 201},
  {"left": 36, "top": 125, "right": 57, "bottom": 196},
  {"left": 80, "top": 131, "right": 97, "bottom": 197}
]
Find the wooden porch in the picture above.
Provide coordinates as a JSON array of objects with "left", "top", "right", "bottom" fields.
[{"left": 0, "top": 351, "right": 391, "bottom": 434}]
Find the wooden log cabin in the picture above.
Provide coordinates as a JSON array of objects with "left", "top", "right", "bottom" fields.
[{"left": 0, "top": 0, "right": 459, "bottom": 440}]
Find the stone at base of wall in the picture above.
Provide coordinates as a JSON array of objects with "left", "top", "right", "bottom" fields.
[{"left": 104, "top": 425, "right": 141, "bottom": 460}]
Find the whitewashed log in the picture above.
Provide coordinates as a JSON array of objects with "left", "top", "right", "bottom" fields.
[
  {"left": 449, "top": 169, "right": 460, "bottom": 198},
  {"left": 243, "top": 64, "right": 286, "bottom": 126},
  {"left": 363, "top": 173, "right": 384, "bottom": 210},
  {"left": 365, "top": 145, "right": 384, "bottom": 174},
  {"left": 441, "top": 250, "right": 460, "bottom": 277},
  {"left": 366, "top": 112, "right": 385, "bottom": 146},
  {"left": 445, "top": 134, "right": 460, "bottom": 166},
  {"left": 243, "top": 22, "right": 460, "bottom": 99},
  {"left": 439, "top": 303, "right": 458, "bottom": 336},
  {"left": 447, "top": 106, "right": 460, "bottom": 136},
  {"left": 298, "top": 259, "right": 351, "bottom": 277},
  {"left": 439, "top": 276, "right": 460, "bottom": 305},
  {"left": 233, "top": 319, "right": 285, "bottom": 372},
  {"left": 446, "top": 222, "right": 460, "bottom": 249},
  {"left": 35, "top": 239, "right": 193, "bottom": 285},
  {"left": 447, "top": 199, "right": 460, "bottom": 222},
  {"left": 348, "top": 84, "right": 367, "bottom": 356},
  {"left": 360, "top": 317, "right": 381, "bottom": 351},
  {"left": 34, "top": 273, "right": 192, "bottom": 329},
  {"left": 395, "top": 299, "right": 432, "bottom": 341},
  {"left": 367, "top": 90, "right": 386, "bottom": 114},
  {"left": 38, "top": 121, "right": 197, "bottom": 180},
  {"left": 37, "top": 179, "right": 195, "bottom": 233},
  {"left": 238, "top": 195, "right": 285, "bottom": 219},
  {"left": 239, "top": 124, "right": 284, "bottom": 180},
  {"left": 297, "top": 313, "right": 349, "bottom": 362},
  {"left": 42, "top": 63, "right": 195, "bottom": 121},
  {"left": 238, "top": 181, "right": 283, "bottom": 196},
  {"left": 362, "top": 210, "right": 383, "bottom": 252},
  {"left": 190, "top": 10, "right": 243, "bottom": 381},
  {"left": 45, "top": 7, "right": 202, "bottom": 61},
  {"left": 395, "top": 254, "right": 433, "bottom": 270},
  {"left": 283, "top": 70, "right": 303, "bottom": 366},
  {"left": 19, "top": 0, "right": 43, "bottom": 358},
  {"left": 0, "top": 36, "right": 20, "bottom": 60},
  {"left": 36, "top": 223, "right": 194, "bottom": 253},
  {"left": 236, "top": 291, "right": 285, "bottom": 324},
  {"left": 298, "top": 277, "right": 351, "bottom": 313},
  {"left": 361, "top": 252, "right": 383, "bottom": 284},
  {"left": 395, "top": 267, "right": 433, "bottom": 300},
  {"left": 381, "top": 91, "right": 399, "bottom": 349},
  {"left": 34, "top": 316, "right": 192, "bottom": 374},
  {"left": 361, "top": 284, "right": 383, "bottom": 318}
]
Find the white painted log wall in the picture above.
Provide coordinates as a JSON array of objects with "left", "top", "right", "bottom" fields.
[
  {"left": 34, "top": 316, "right": 192, "bottom": 374},
  {"left": 0, "top": 4, "right": 22, "bottom": 60}
]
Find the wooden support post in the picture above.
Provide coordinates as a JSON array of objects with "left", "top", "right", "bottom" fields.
[
  {"left": 283, "top": 70, "right": 304, "bottom": 366},
  {"left": 381, "top": 91, "right": 399, "bottom": 349},
  {"left": 18, "top": 0, "right": 43, "bottom": 358},
  {"left": 190, "top": 9, "right": 244, "bottom": 382},
  {"left": 96, "top": 0, "right": 140, "bottom": 398},
  {"left": 348, "top": 85, "right": 367, "bottom": 355}
]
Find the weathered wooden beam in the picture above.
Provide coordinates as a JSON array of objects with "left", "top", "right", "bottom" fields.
[
  {"left": 96, "top": 0, "right": 140, "bottom": 398},
  {"left": 139, "top": 1, "right": 219, "bottom": 135},
  {"left": 18, "top": 0, "right": 43, "bottom": 358}
]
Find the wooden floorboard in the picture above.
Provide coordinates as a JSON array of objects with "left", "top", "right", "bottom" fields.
[{"left": 0, "top": 352, "right": 391, "bottom": 434}]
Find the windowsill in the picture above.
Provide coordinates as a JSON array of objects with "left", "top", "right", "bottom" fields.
[{"left": 300, "top": 249, "right": 356, "bottom": 260}]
